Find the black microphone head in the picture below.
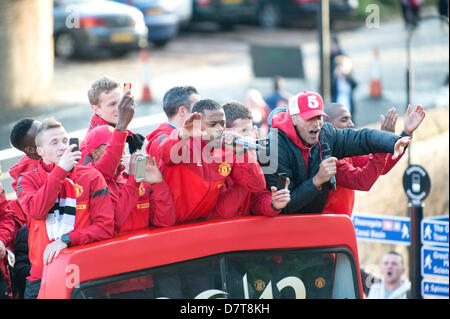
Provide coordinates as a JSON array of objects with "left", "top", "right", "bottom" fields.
[{"left": 321, "top": 142, "right": 331, "bottom": 157}]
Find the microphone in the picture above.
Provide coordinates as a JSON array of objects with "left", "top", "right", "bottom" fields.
[
  {"left": 321, "top": 142, "right": 336, "bottom": 191},
  {"left": 233, "top": 139, "right": 266, "bottom": 150}
]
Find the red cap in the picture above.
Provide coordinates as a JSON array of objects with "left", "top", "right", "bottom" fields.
[
  {"left": 288, "top": 91, "right": 328, "bottom": 120},
  {"left": 84, "top": 125, "right": 115, "bottom": 155}
]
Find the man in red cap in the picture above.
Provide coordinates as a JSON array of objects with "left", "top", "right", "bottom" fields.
[
  {"left": 82, "top": 93, "right": 175, "bottom": 234},
  {"left": 264, "top": 91, "right": 412, "bottom": 214}
]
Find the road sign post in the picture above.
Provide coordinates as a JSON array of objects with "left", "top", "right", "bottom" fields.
[
  {"left": 403, "top": 164, "right": 431, "bottom": 299},
  {"left": 409, "top": 202, "right": 423, "bottom": 299}
]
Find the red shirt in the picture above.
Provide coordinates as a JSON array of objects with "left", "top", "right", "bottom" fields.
[
  {"left": 210, "top": 179, "right": 280, "bottom": 219},
  {"left": 159, "top": 129, "right": 266, "bottom": 223},
  {"left": 145, "top": 123, "right": 175, "bottom": 162},
  {"left": 322, "top": 151, "right": 405, "bottom": 216},
  {"left": 0, "top": 185, "right": 15, "bottom": 248},
  {"left": 8, "top": 155, "right": 39, "bottom": 227},
  {"left": 17, "top": 162, "right": 115, "bottom": 280},
  {"left": 85, "top": 129, "right": 176, "bottom": 234}
]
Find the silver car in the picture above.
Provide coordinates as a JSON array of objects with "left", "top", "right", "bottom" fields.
[{"left": 54, "top": 0, "right": 148, "bottom": 58}]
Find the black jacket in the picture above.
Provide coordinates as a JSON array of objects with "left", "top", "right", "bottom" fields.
[
  {"left": 13, "top": 225, "right": 30, "bottom": 298},
  {"left": 261, "top": 118, "right": 399, "bottom": 214}
]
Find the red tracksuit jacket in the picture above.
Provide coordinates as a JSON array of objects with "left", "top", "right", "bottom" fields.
[
  {"left": 0, "top": 184, "right": 15, "bottom": 297},
  {"left": 159, "top": 129, "right": 266, "bottom": 223},
  {"left": 145, "top": 123, "right": 175, "bottom": 162},
  {"left": 0, "top": 185, "right": 15, "bottom": 248},
  {"left": 17, "top": 162, "right": 115, "bottom": 280},
  {"left": 9, "top": 155, "right": 39, "bottom": 227},
  {"left": 322, "top": 151, "right": 404, "bottom": 216},
  {"left": 210, "top": 178, "right": 280, "bottom": 218},
  {"left": 86, "top": 129, "right": 176, "bottom": 234}
]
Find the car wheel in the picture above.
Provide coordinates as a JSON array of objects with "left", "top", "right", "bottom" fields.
[
  {"left": 111, "top": 49, "right": 128, "bottom": 58},
  {"left": 152, "top": 39, "right": 169, "bottom": 48},
  {"left": 258, "top": 3, "right": 281, "bottom": 29},
  {"left": 55, "top": 33, "right": 77, "bottom": 59}
]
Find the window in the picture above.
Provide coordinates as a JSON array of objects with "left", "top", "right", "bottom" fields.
[{"left": 71, "top": 248, "right": 359, "bottom": 299}]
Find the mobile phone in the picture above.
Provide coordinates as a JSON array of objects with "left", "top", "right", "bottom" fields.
[
  {"left": 69, "top": 137, "right": 79, "bottom": 152},
  {"left": 277, "top": 173, "right": 287, "bottom": 190},
  {"left": 134, "top": 156, "right": 147, "bottom": 182},
  {"left": 123, "top": 82, "right": 132, "bottom": 94}
]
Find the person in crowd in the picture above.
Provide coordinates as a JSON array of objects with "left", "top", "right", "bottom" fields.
[
  {"left": 210, "top": 101, "right": 291, "bottom": 218},
  {"left": 331, "top": 55, "right": 358, "bottom": 125},
  {"left": 263, "top": 91, "right": 412, "bottom": 215},
  {"left": 245, "top": 88, "right": 271, "bottom": 136},
  {"left": 158, "top": 99, "right": 266, "bottom": 223},
  {"left": 0, "top": 164, "right": 16, "bottom": 298},
  {"left": 321, "top": 103, "right": 426, "bottom": 216},
  {"left": 82, "top": 90, "right": 175, "bottom": 233},
  {"left": 80, "top": 76, "right": 145, "bottom": 163},
  {"left": 264, "top": 76, "right": 289, "bottom": 111},
  {"left": 9, "top": 119, "right": 43, "bottom": 227},
  {"left": 367, "top": 251, "right": 411, "bottom": 299},
  {"left": 146, "top": 86, "right": 201, "bottom": 161},
  {"left": 400, "top": 0, "right": 423, "bottom": 30},
  {"left": 330, "top": 36, "right": 345, "bottom": 80},
  {"left": 8, "top": 119, "right": 43, "bottom": 298},
  {"left": 17, "top": 118, "right": 115, "bottom": 299}
]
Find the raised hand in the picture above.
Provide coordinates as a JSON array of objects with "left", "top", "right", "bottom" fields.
[
  {"left": 392, "top": 136, "right": 411, "bottom": 160},
  {"left": 58, "top": 144, "right": 81, "bottom": 172},
  {"left": 380, "top": 107, "right": 398, "bottom": 133},
  {"left": 404, "top": 104, "right": 426, "bottom": 136},
  {"left": 313, "top": 157, "right": 338, "bottom": 188},
  {"left": 144, "top": 156, "right": 163, "bottom": 185},
  {"left": 178, "top": 112, "right": 205, "bottom": 140},
  {"left": 270, "top": 177, "right": 291, "bottom": 210},
  {"left": 116, "top": 90, "right": 135, "bottom": 132}
]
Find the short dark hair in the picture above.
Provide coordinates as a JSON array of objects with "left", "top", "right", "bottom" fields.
[
  {"left": 191, "top": 99, "right": 222, "bottom": 115},
  {"left": 223, "top": 102, "right": 252, "bottom": 128},
  {"left": 323, "top": 102, "right": 346, "bottom": 122},
  {"left": 10, "top": 118, "right": 35, "bottom": 151},
  {"left": 384, "top": 251, "right": 404, "bottom": 265},
  {"left": 162, "top": 86, "right": 199, "bottom": 118}
]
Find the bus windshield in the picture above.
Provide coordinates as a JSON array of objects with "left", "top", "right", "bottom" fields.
[{"left": 71, "top": 247, "right": 360, "bottom": 299}]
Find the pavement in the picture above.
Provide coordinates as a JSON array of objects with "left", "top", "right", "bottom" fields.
[{"left": 0, "top": 15, "right": 448, "bottom": 198}]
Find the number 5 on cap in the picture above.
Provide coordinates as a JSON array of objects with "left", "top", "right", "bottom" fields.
[{"left": 308, "top": 95, "right": 319, "bottom": 109}]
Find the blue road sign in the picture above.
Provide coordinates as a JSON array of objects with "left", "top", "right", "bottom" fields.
[
  {"left": 421, "top": 219, "right": 449, "bottom": 247},
  {"left": 422, "top": 280, "right": 449, "bottom": 298},
  {"left": 429, "top": 215, "right": 449, "bottom": 222},
  {"left": 421, "top": 246, "right": 449, "bottom": 278},
  {"left": 352, "top": 213, "right": 411, "bottom": 245}
]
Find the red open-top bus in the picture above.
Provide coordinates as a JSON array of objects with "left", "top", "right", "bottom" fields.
[{"left": 38, "top": 214, "right": 363, "bottom": 299}]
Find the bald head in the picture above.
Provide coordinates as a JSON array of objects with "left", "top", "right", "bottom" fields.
[{"left": 324, "top": 103, "right": 354, "bottom": 129}]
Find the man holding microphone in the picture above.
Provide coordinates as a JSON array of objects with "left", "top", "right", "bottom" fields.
[{"left": 264, "top": 91, "right": 411, "bottom": 215}]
